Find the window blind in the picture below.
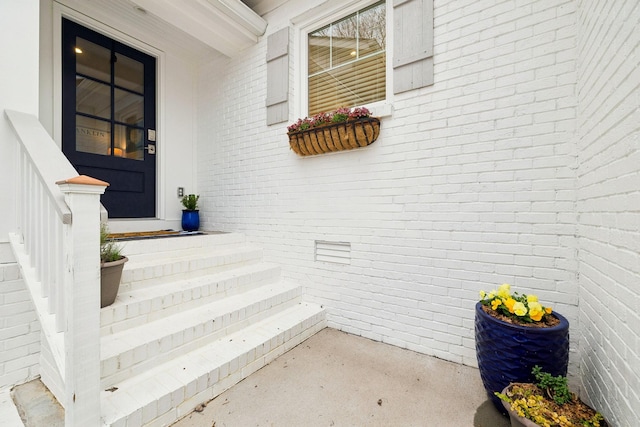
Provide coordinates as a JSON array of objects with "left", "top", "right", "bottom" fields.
[{"left": 307, "top": 1, "right": 386, "bottom": 115}]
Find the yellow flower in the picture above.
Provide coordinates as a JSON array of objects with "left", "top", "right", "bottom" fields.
[
  {"left": 504, "top": 298, "right": 516, "bottom": 313},
  {"left": 481, "top": 283, "right": 553, "bottom": 323},
  {"left": 497, "top": 283, "right": 511, "bottom": 299},
  {"left": 528, "top": 302, "right": 544, "bottom": 321},
  {"left": 513, "top": 301, "right": 527, "bottom": 316}
]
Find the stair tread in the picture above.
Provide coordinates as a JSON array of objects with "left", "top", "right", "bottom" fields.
[
  {"left": 100, "top": 281, "right": 301, "bottom": 360},
  {"left": 101, "top": 302, "right": 325, "bottom": 425}
]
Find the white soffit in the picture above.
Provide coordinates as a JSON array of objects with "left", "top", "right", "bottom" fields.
[
  {"left": 129, "top": 0, "right": 267, "bottom": 57},
  {"left": 241, "top": 0, "right": 289, "bottom": 16}
]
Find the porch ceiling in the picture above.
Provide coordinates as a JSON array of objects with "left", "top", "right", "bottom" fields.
[
  {"left": 58, "top": 0, "right": 267, "bottom": 59},
  {"left": 129, "top": 0, "right": 267, "bottom": 57}
]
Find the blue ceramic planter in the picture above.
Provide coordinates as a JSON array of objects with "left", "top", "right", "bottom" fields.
[
  {"left": 181, "top": 210, "right": 200, "bottom": 231},
  {"left": 475, "top": 302, "right": 569, "bottom": 413}
]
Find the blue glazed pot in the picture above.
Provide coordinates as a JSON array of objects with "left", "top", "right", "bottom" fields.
[
  {"left": 475, "top": 302, "right": 569, "bottom": 413},
  {"left": 181, "top": 210, "right": 200, "bottom": 231}
]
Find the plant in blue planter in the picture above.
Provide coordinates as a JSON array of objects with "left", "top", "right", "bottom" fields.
[
  {"left": 475, "top": 284, "right": 569, "bottom": 414},
  {"left": 181, "top": 194, "right": 200, "bottom": 231}
]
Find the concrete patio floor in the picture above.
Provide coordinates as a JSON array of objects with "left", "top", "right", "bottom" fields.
[{"left": 172, "top": 328, "right": 509, "bottom": 427}]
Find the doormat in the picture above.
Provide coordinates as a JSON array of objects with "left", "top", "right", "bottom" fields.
[{"left": 108, "top": 230, "right": 204, "bottom": 241}]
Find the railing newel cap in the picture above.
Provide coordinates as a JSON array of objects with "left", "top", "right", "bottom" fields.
[{"left": 55, "top": 175, "right": 110, "bottom": 187}]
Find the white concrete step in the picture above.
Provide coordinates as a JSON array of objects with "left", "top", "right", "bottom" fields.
[
  {"left": 118, "top": 232, "right": 246, "bottom": 256},
  {"left": 94, "top": 231, "right": 326, "bottom": 426},
  {"left": 101, "top": 302, "right": 326, "bottom": 427},
  {"left": 119, "top": 244, "right": 263, "bottom": 293},
  {"left": 101, "top": 262, "right": 282, "bottom": 336},
  {"left": 101, "top": 281, "right": 303, "bottom": 388}
]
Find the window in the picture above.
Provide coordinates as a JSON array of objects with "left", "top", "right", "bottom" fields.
[
  {"left": 307, "top": 1, "right": 386, "bottom": 115},
  {"left": 293, "top": 0, "right": 433, "bottom": 120}
]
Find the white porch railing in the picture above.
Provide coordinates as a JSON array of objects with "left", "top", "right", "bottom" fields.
[{"left": 5, "top": 110, "right": 107, "bottom": 427}]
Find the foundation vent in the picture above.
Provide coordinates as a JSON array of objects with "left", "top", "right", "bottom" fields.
[{"left": 315, "top": 241, "right": 351, "bottom": 264}]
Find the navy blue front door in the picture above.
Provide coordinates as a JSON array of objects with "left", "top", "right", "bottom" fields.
[{"left": 62, "top": 18, "right": 157, "bottom": 218}]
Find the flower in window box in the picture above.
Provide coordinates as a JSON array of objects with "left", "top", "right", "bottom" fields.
[{"left": 286, "top": 107, "right": 380, "bottom": 156}]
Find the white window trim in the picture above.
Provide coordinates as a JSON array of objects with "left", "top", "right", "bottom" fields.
[{"left": 292, "top": 0, "right": 393, "bottom": 121}]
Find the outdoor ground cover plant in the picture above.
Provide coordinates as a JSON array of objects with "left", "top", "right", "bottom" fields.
[{"left": 496, "top": 366, "right": 607, "bottom": 427}]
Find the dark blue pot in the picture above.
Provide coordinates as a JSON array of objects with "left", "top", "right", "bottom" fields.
[
  {"left": 181, "top": 210, "right": 200, "bottom": 231},
  {"left": 475, "top": 302, "right": 569, "bottom": 413}
]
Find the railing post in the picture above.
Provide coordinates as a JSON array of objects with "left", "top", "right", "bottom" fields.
[{"left": 57, "top": 175, "right": 109, "bottom": 427}]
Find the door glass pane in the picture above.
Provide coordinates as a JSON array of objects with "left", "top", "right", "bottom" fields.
[
  {"left": 115, "top": 125, "right": 144, "bottom": 161},
  {"left": 76, "top": 77, "right": 111, "bottom": 119},
  {"left": 75, "top": 37, "right": 110, "bottom": 82},
  {"left": 115, "top": 53, "right": 144, "bottom": 93},
  {"left": 76, "top": 115, "right": 110, "bottom": 155},
  {"left": 114, "top": 88, "right": 144, "bottom": 125}
]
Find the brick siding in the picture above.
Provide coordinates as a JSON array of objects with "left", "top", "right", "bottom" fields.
[
  {"left": 197, "top": 0, "right": 580, "bottom": 372},
  {"left": 576, "top": 1, "right": 640, "bottom": 425},
  {"left": 0, "top": 262, "right": 40, "bottom": 389}
]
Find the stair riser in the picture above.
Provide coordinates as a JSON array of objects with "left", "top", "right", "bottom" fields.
[
  {"left": 106, "top": 313, "right": 327, "bottom": 427},
  {"left": 101, "top": 287, "right": 303, "bottom": 388},
  {"left": 172, "top": 315, "right": 327, "bottom": 425},
  {"left": 99, "top": 233, "right": 327, "bottom": 427},
  {"left": 120, "top": 233, "right": 246, "bottom": 256},
  {"left": 119, "top": 248, "right": 263, "bottom": 293},
  {"left": 101, "top": 265, "right": 282, "bottom": 336}
]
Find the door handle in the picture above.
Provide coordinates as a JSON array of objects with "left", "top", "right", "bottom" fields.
[{"left": 145, "top": 144, "right": 156, "bottom": 155}]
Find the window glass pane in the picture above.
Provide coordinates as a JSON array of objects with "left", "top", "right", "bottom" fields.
[
  {"left": 75, "top": 37, "right": 110, "bottom": 82},
  {"left": 76, "top": 115, "right": 110, "bottom": 155},
  {"left": 359, "top": 3, "right": 386, "bottom": 55},
  {"left": 309, "top": 51, "right": 385, "bottom": 115},
  {"left": 114, "top": 88, "right": 144, "bottom": 125},
  {"left": 331, "top": 15, "right": 358, "bottom": 68},
  {"left": 76, "top": 77, "right": 111, "bottom": 119},
  {"left": 115, "top": 53, "right": 144, "bottom": 93},
  {"left": 307, "top": 1, "right": 386, "bottom": 114},
  {"left": 115, "top": 125, "right": 144, "bottom": 160},
  {"left": 309, "top": 28, "right": 330, "bottom": 75}
]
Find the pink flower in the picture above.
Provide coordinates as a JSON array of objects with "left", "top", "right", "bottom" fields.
[
  {"left": 310, "top": 112, "right": 331, "bottom": 127},
  {"left": 349, "top": 107, "right": 371, "bottom": 119},
  {"left": 288, "top": 106, "right": 373, "bottom": 132}
]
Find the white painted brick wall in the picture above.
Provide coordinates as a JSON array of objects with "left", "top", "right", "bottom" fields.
[
  {"left": 576, "top": 1, "right": 640, "bottom": 426},
  {"left": 197, "top": 0, "right": 582, "bottom": 375},
  {"left": 0, "top": 262, "right": 40, "bottom": 389}
]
